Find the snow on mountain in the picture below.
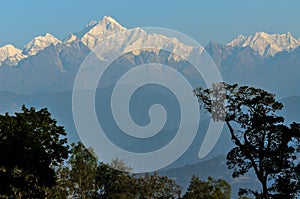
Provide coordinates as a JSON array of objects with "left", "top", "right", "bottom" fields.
[
  {"left": 79, "top": 16, "right": 195, "bottom": 62},
  {"left": 23, "top": 33, "right": 62, "bottom": 56},
  {"left": 227, "top": 35, "right": 245, "bottom": 47},
  {"left": 80, "top": 16, "right": 126, "bottom": 49},
  {"left": 227, "top": 32, "right": 300, "bottom": 57},
  {"left": 1, "top": 15, "right": 299, "bottom": 70},
  {"left": 0, "top": 16, "right": 200, "bottom": 67},
  {"left": 122, "top": 28, "right": 195, "bottom": 61},
  {"left": 1, "top": 15, "right": 300, "bottom": 97},
  {"left": 0, "top": 44, "right": 27, "bottom": 66},
  {"left": 63, "top": 34, "right": 79, "bottom": 45}
]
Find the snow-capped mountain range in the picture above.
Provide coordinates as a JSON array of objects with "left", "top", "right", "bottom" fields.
[
  {"left": 227, "top": 32, "right": 300, "bottom": 57},
  {"left": 0, "top": 16, "right": 299, "bottom": 67},
  {"left": 0, "top": 16, "right": 299, "bottom": 98}
]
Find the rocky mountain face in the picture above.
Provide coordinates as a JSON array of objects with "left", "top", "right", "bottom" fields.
[
  {"left": 0, "top": 16, "right": 298, "bottom": 97},
  {"left": 0, "top": 16, "right": 299, "bottom": 97},
  {"left": 0, "top": 37, "right": 90, "bottom": 94}
]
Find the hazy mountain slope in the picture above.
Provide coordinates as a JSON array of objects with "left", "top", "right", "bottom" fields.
[
  {"left": 159, "top": 155, "right": 260, "bottom": 198},
  {"left": 280, "top": 95, "right": 300, "bottom": 124}
]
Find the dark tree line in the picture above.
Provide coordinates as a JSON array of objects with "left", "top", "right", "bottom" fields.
[
  {"left": 0, "top": 106, "right": 230, "bottom": 199},
  {"left": 183, "top": 175, "right": 231, "bottom": 199},
  {"left": 48, "top": 142, "right": 230, "bottom": 199}
]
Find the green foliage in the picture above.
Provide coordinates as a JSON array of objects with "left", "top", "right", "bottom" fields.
[
  {"left": 48, "top": 142, "right": 182, "bottom": 199},
  {"left": 68, "top": 142, "right": 98, "bottom": 198},
  {"left": 136, "top": 172, "right": 181, "bottom": 199},
  {"left": 96, "top": 161, "right": 137, "bottom": 198},
  {"left": 96, "top": 164, "right": 181, "bottom": 199},
  {"left": 183, "top": 175, "right": 231, "bottom": 199},
  {"left": 44, "top": 165, "right": 70, "bottom": 198},
  {"left": 0, "top": 105, "right": 69, "bottom": 198},
  {"left": 194, "top": 83, "right": 300, "bottom": 198},
  {"left": 48, "top": 142, "right": 98, "bottom": 199}
]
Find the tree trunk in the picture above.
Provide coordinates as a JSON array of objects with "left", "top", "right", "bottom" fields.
[{"left": 261, "top": 177, "right": 268, "bottom": 199}]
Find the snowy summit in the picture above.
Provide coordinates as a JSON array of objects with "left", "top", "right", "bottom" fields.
[
  {"left": 80, "top": 16, "right": 126, "bottom": 49},
  {"left": 0, "top": 44, "right": 27, "bottom": 66},
  {"left": 23, "top": 33, "right": 62, "bottom": 56},
  {"left": 227, "top": 32, "right": 300, "bottom": 57}
]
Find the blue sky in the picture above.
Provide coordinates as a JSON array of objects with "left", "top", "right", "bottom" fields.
[{"left": 1, "top": 0, "right": 300, "bottom": 48}]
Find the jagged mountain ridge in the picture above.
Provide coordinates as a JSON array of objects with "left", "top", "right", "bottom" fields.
[
  {"left": 0, "top": 16, "right": 198, "bottom": 69},
  {"left": 1, "top": 16, "right": 299, "bottom": 66},
  {"left": 0, "top": 16, "right": 299, "bottom": 97},
  {"left": 227, "top": 31, "right": 300, "bottom": 57}
]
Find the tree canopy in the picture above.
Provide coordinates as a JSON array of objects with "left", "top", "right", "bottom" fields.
[
  {"left": 183, "top": 175, "right": 231, "bottom": 199},
  {"left": 0, "top": 105, "right": 234, "bottom": 199},
  {"left": 194, "top": 82, "right": 300, "bottom": 198},
  {"left": 0, "top": 106, "right": 69, "bottom": 198},
  {"left": 50, "top": 142, "right": 182, "bottom": 199}
]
